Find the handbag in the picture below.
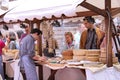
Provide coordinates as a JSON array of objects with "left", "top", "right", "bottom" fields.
[{"left": 43, "top": 40, "right": 56, "bottom": 57}]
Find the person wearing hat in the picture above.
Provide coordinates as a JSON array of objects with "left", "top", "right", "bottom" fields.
[{"left": 80, "top": 16, "right": 104, "bottom": 49}]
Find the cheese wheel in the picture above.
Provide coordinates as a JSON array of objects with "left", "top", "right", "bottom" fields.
[
  {"left": 73, "top": 56, "right": 86, "bottom": 61},
  {"left": 86, "top": 49, "right": 100, "bottom": 55},
  {"left": 73, "top": 49, "right": 86, "bottom": 56},
  {"left": 100, "top": 48, "right": 106, "bottom": 52},
  {"left": 100, "top": 52, "right": 115, "bottom": 58},
  {"left": 99, "top": 57, "right": 118, "bottom": 64},
  {"left": 85, "top": 56, "right": 99, "bottom": 62},
  {"left": 86, "top": 53, "right": 100, "bottom": 57}
]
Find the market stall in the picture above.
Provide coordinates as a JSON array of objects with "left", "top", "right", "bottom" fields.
[{"left": 0, "top": 0, "right": 120, "bottom": 80}]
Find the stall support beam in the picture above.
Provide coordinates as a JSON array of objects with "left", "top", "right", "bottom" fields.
[
  {"left": 79, "top": 1, "right": 106, "bottom": 17},
  {"left": 105, "top": 0, "right": 113, "bottom": 67}
]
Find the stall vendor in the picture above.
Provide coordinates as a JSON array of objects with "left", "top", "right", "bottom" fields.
[
  {"left": 19, "top": 28, "right": 46, "bottom": 80},
  {"left": 80, "top": 16, "right": 104, "bottom": 49}
]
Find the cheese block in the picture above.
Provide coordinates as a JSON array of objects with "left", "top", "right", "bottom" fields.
[
  {"left": 86, "top": 54, "right": 100, "bottom": 57},
  {"left": 73, "top": 49, "right": 87, "bottom": 56},
  {"left": 73, "top": 56, "right": 86, "bottom": 61},
  {"left": 85, "top": 56, "right": 99, "bottom": 62}
]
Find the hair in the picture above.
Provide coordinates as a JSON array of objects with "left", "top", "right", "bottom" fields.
[
  {"left": 0, "top": 31, "right": 2, "bottom": 36},
  {"left": 0, "top": 31, "right": 3, "bottom": 39},
  {"left": 64, "top": 32, "right": 74, "bottom": 41},
  {"left": 31, "top": 28, "right": 42, "bottom": 35},
  {"left": 17, "top": 30, "right": 24, "bottom": 39},
  {"left": 20, "top": 23, "right": 29, "bottom": 28},
  {"left": 3, "top": 24, "right": 9, "bottom": 30},
  {"left": 83, "top": 16, "right": 95, "bottom": 24},
  {"left": 9, "top": 32, "right": 16, "bottom": 41}
]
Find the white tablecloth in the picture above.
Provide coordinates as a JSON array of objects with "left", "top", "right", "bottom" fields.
[
  {"left": 10, "top": 59, "right": 23, "bottom": 80},
  {"left": 4, "top": 59, "right": 23, "bottom": 80},
  {"left": 0, "top": 75, "right": 2, "bottom": 80},
  {"left": 86, "top": 67, "right": 120, "bottom": 80}
]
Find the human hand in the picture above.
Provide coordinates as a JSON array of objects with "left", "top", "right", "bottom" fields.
[{"left": 33, "top": 55, "right": 46, "bottom": 61}]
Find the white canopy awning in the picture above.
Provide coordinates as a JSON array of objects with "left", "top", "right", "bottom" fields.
[
  {"left": 76, "top": 0, "right": 120, "bottom": 12},
  {"left": 3, "top": 0, "right": 120, "bottom": 22},
  {"left": 3, "top": 0, "right": 84, "bottom": 22},
  {"left": 0, "top": 0, "right": 19, "bottom": 16}
]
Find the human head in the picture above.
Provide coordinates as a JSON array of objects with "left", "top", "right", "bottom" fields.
[
  {"left": 9, "top": 32, "right": 16, "bottom": 41},
  {"left": 20, "top": 23, "right": 30, "bottom": 34},
  {"left": 83, "top": 16, "right": 95, "bottom": 29},
  {"left": 64, "top": 32, "right": 74, "bottom": 44},
  {"left": 31, "top": 28, "right": 42, "bottom": 40}
]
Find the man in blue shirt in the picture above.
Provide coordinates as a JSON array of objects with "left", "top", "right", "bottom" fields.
[{"left": 19, "top": 28, "right": 45, "bottom": 80}]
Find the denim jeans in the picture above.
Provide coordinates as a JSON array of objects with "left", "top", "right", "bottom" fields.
[{"left": 0, "top": 55, "right": 4, "bottom": 80}]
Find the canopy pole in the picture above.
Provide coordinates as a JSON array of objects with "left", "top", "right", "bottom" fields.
[
  {"left": 35, "top": 21, "right": 43, "bottom": 80},
  {"left": 105, "top": 0, "right": 113, "bottom": 67}
]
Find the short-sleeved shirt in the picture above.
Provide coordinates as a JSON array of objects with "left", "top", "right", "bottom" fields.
[
  {"left": 0, "top": 40, "right": 5, "bottom": 55},
  {"left": 61, "top": 41, "right": 79, "bottom": 52},
  {"left": 20, "top": 33, "right": 28, "bottom": 42},
  {"left": 19, "top": 34, "right": 35, "bottom": 58}
]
